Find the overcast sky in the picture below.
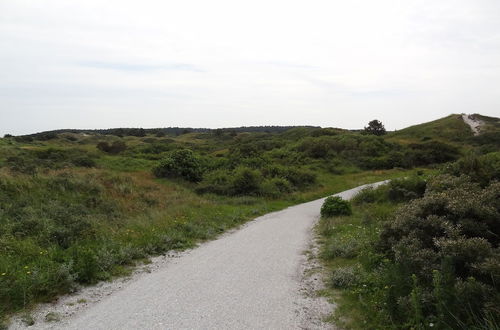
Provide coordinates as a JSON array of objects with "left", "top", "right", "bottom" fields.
[{"left": 1, "top": 0, "right": 500, "bottom": 135}]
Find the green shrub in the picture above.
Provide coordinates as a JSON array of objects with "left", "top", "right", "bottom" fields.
[
  {"left": 323, "top": 237, "right": 360, "bottom": 259},
  {"left": 376, "top": 177, "right": 500, "bottom": 327},
  {"left": 387, "top": 176, "right": 426, "bottom": 202},
  {"left": 330, "top": 266, "right": 359, "bottom": 288},
  {"left": 321, "top": 196, "right": 352, "bottom": 217},
  {"left": 230, "top": 167, "right": 262, "bottom": 195},
  {"left": 260, "top": 177, "right": 293, "bottom": 197},
  {"left": 444, "top": 152, "right": 500, "bottom": 186},
  {"left": 405, "top": 141, "right": 459, "bottom": 166},
  {"left": 353, "top": 185, "right": 389, "bottom": 205},
  {"left": 96, "top": 141, "right": 127, "bottom": 154},
  {"left": 153, "top": 149, "right": 203, "bottom": 182}
]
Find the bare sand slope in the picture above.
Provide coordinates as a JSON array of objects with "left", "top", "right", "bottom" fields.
[
  {"left": 12, "top": 182, "right": 386, "bottom": 330},
  {"left": 462, "top": 114, "right": 484, "bottom": 135}
]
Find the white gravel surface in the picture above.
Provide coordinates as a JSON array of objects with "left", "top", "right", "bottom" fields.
[
  {"left": 10, "top": 181, "right": 387, "bottom": 330},
  {"left": 462, "top": 114, "right": 484, "bottom": 135}
]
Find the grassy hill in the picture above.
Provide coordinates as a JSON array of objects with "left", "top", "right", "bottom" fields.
[
  {"left": 0, "top": 113, "right": 498, "bottom": 325},
  {"left": 386, "top": 114, "right": 473, "bottom": 145}
]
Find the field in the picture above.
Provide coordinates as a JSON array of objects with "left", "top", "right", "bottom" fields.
[{"left": 0, "top": 113, "right": 498, "bottom": 327}]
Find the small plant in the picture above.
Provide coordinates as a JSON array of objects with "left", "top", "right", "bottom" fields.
[
  {"left": 330, "top": 266, "right": 358, "bottom": 288},
  {"left": 321, "top": 196, "right": 352, "bottom": 217},
  {"left": 45, "top": 312, "right": 61, "bottom": 322},
  {"left": 21, "top": 313, "right": 35, "bottom": 326}
]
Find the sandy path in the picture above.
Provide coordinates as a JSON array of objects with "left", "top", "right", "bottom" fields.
[
  {"left": 11, "top": 182, "right": 386, "bottom": 330},
  {"left": 462, "top": 114, "right": 483, "bottom": 135}
]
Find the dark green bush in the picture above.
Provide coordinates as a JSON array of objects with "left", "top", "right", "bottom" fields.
[
  {"left": 321, "top": 196, "right": 352, "bottom": 217},
  {"left": 405, "top": 141, "right": 459, "bottom": 166},
  {"left": 352, "top": 185, "right": 389, "bottom": 205},
  {"left": 261, "top": 165, "right": 316, "bottom": 188},
  {"left": 444, "top": 152, "right": 500, "bottom": 186},
  {"left": 231, "top": 167, "right": 262, "bottom": 195},
  {"left": 376, "top": 176, "right": 500, "bottom": 328},
  {"left": 387, "top": 176, "right": 426, "bottom": 202},
  {"left": 260, "top": 177, "right": 293, "bottom": 197},
  {"left": 96, "top": 141, "right": 127, "bottom": 154},
  {"left": 153, "top": 149, "right": 203, "bottom": 182}
]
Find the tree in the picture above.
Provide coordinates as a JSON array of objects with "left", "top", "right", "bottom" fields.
[{"left": 364, "top": 119, "right": 386, "bottom": 136}]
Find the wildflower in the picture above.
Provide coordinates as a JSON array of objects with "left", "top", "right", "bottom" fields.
[
  {"left": 429, "top": 323, "right": 434, "bottom": 327},
  {"left": 24, "top": 266, "right": 29, "bottom": 269},
  {"left": 1, "top": 273, "right": 6, "bottom": 276},
  {"left": 26, "top": 271, "right": 31, "bottom": 274}
]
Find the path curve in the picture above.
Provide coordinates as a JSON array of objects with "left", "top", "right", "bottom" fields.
[{"left": 14, "top": 181, "right": 387, "bottom": 330}]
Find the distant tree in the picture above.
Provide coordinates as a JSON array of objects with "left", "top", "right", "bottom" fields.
[
  {"left": 364, "top": 120, "right": 386, "bottom": 136},
  {"left": 3, "top": 134, "right": 13, "bottom": 138}
]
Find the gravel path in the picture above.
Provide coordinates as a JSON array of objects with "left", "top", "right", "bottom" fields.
[
  {"left": 11, "top": 182, "right": 387, "bottom": 330},
  {"left": 462, "top": 113, "right": 483, "bottom": 135}
]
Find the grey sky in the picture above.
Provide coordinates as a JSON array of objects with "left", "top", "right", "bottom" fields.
[{"left": 1, "top": 0, "right": 500, "bottom": 135}]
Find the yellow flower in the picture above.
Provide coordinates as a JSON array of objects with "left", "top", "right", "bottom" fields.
[
  {"left": 26, "top": 271, "right": 31, "bottom": 274},
  {"left": 1, "top": 273, "right": 6, "bottom": 276},
  {"left": 24, "top": 266, "right": 29, "bottom": 269}
]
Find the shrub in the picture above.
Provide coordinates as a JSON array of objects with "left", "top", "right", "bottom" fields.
[
  {"left": 376, "top": 177, "right": 500, "bottom": 327},
  {"left": 96, "top": 141, "right": 127, "bottom": 154},
  {"left": 330, "top": 266, "right": 359, "bottom": 288},
  {"left": 444, "top": 152, "right": 500, "bottom": 186},
  {"left": 405, "top": 141, "right": 459, "bottom": 166},
  {"left": 153, "top": 149, "right": 203, "bottom": 182},
  {"left": 261, "top": 165, "right": 316, "bottom": 188},
  {"left": 323, "top": 237, "right": 360, "bottom": 259},
  {"left": 195, "top": 170, "right": 232, "bottom": 195},
  {"left": 353, "top": 185, "right": 388, "bottom": 205},
  {"left": 321, "top": 196, "right": 352, "bottom": 217},
  {"left": 260, "top": 177, "right": 293, "bottom": 197},
  {"left": 387, "top": 176, "right": 426, "bottom": 202},
  {"left": 231, "top": 167, "right": 262, "bottom": 195}
]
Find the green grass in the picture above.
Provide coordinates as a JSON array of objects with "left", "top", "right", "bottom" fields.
[
  {"left": 1, "top": 112, "right": 495, "bottom": 326},
  {"left": 386, "top": 114, "right": 473, "bottom": 145},
  {"left": 317, "top": 200, "right": 400, "bottom": 329},
  {"left": 0, "top": 163, "right": 412, "bottom": 324}
]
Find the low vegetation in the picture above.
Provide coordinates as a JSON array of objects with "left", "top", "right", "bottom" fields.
[
  {"left": 319, "top": 152, "right": 500, "bottom": 329},
  {"left": 0, "top": 113, "right": 497, "bottom": 326}
]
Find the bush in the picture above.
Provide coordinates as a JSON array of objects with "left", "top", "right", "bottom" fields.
[
  {"left": 376, "top": 177, "right": 500, "bottom": 327},
  {"left": 261, "top": 165, "right": 316, "bottom": 188},
  {"left": 96, "top": 141, "right": 127, "bottom": 154},
  {"left": 153, "top": 149, "right": 203, "bottom": 182},
  {"left": 321, "top": 196, "right": 352, "bottom": 217},
  {"left": 231, "top": 167, "right": 262, "bottom": 195},
  {"left": 444, "top": 152, "right": 500, "bottom": 187},
  {"left": 387, "top": 176, "right": 426, "bottom": 202},
  {"left": 352, "top": 185, "right": 388, "bottom": 205},
  {"left": 330, "top": 266, "right": 359, "bottom": 288},
  {"left": 405, "top": 141, "right": 459, "bottom": 166},
  {"left": 260, "top": 177, "right": 293, "bottom": 197}
]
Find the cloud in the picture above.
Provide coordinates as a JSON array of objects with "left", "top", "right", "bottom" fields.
[
  {"left": 0, "top": 0, "right": 499, "bottom": 135},
  {"left": 76, "top": 61, "right": 204, "bottom": 73}
]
